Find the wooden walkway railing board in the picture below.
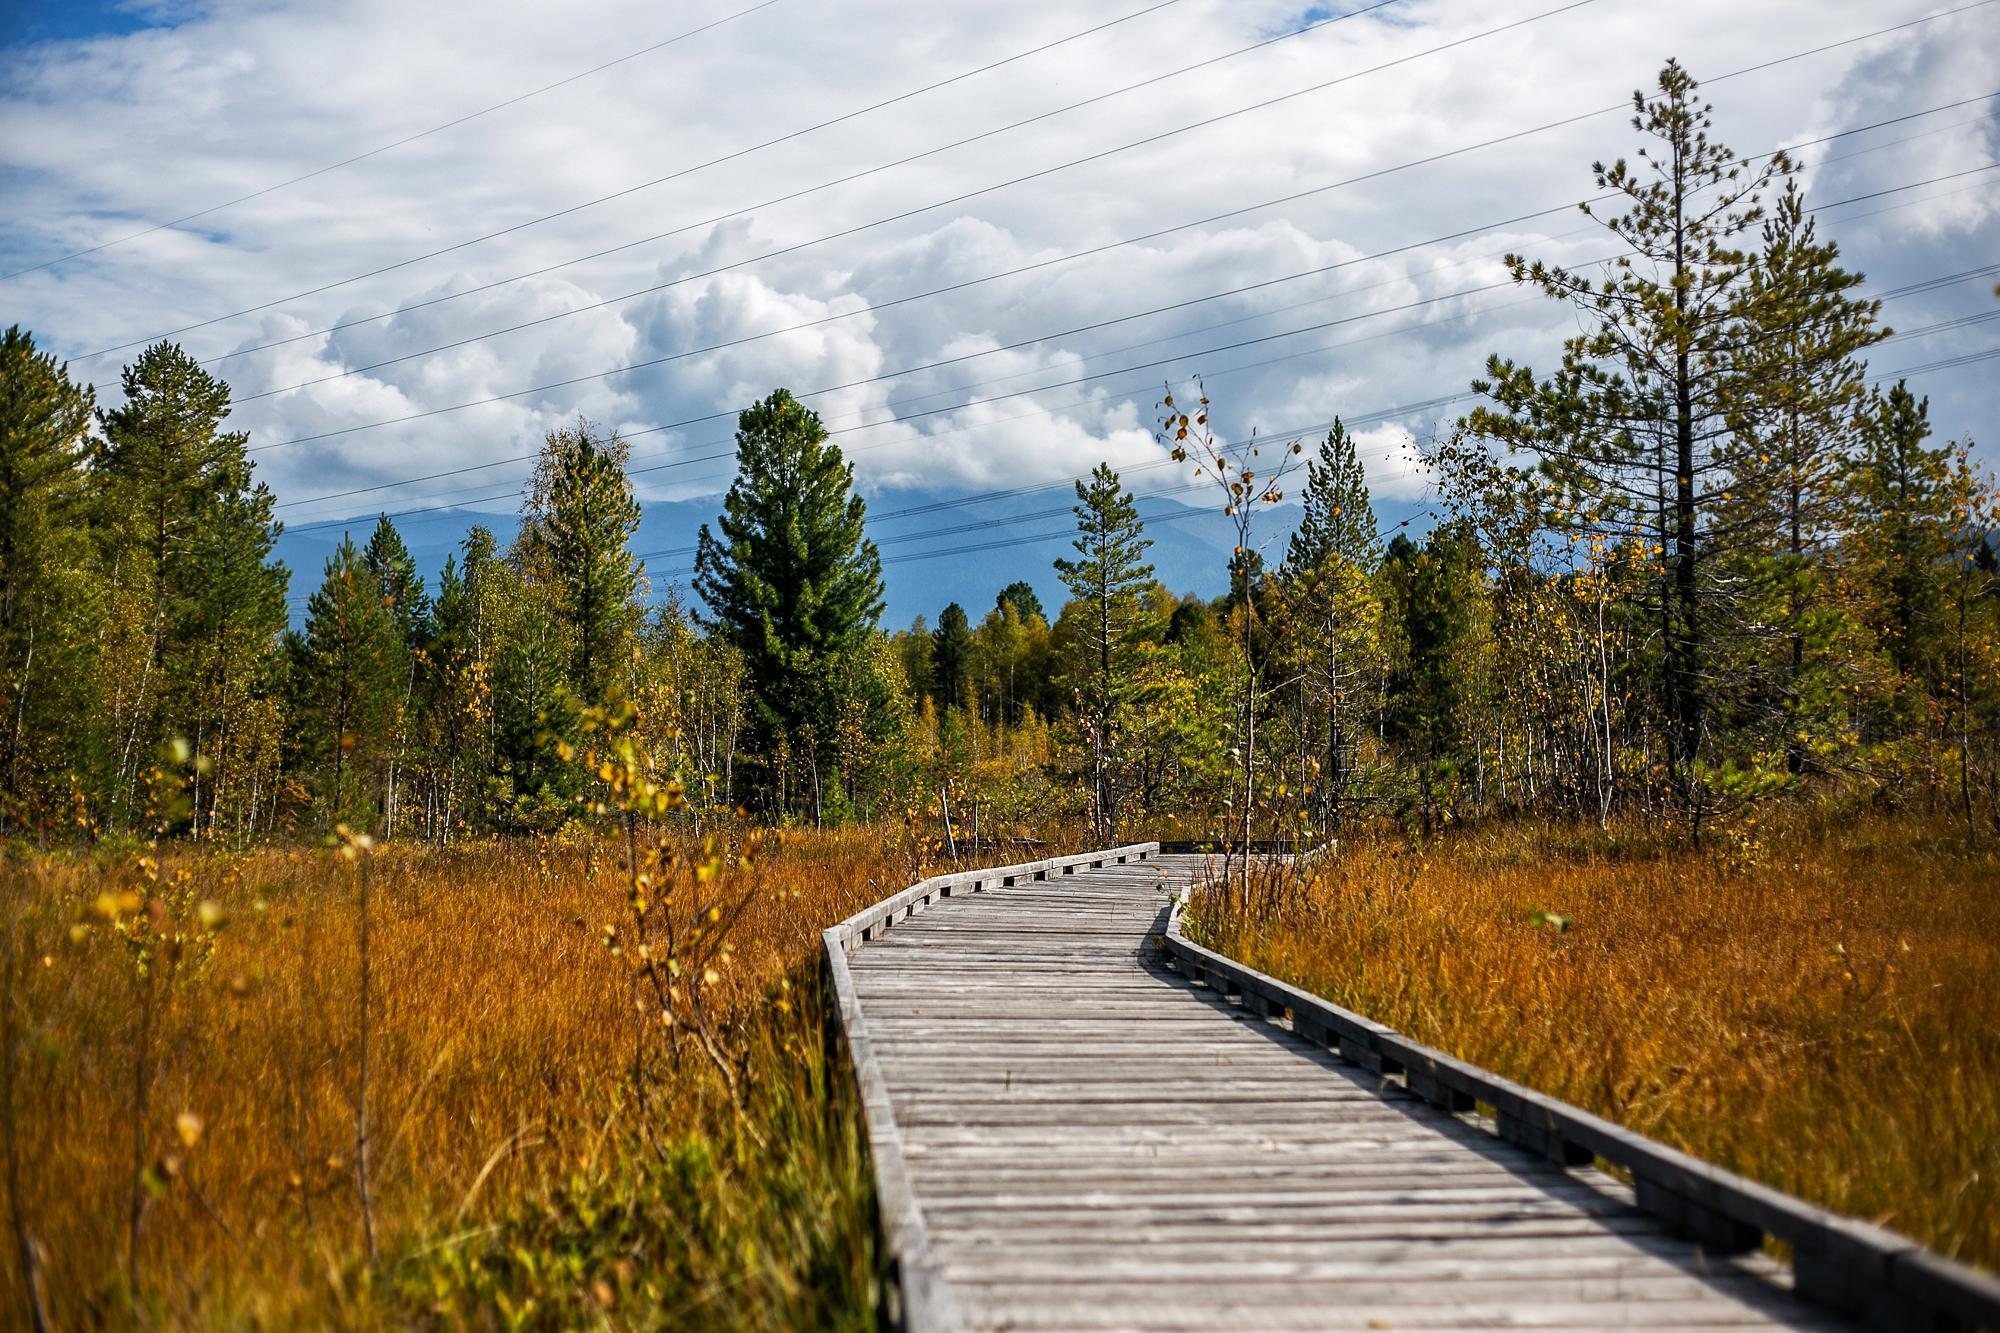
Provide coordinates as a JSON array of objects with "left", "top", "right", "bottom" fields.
[{"left": 826, "top": 850, "right": 1996, "bottom": 1332}]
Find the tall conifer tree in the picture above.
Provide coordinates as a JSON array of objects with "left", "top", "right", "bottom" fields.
[
  {"left": 1282, "top": 419, "right": 1383, "bottom": 828},
  {"left": 1719, "top": 182, "right": 1883, "bottom": 772},
  {"left": 1467, "top": 61, "right": 1788, "bottom": 823},
  {"left": 1383, "top": 528, "right": 1477, "bottom": 836},
  {"left": 1054, "top": 463, "right": 1154, "bottom": 840},
  {"left": 930, "top": 603, "right": 974, "bottom": 712},
  {"left": 362, "top": 515, "right": 426, "bottom": 837},
  {"left": 289, "top": 537, "right": 400, "bottom": 828},
  {"left": 518, "top": 421, "right": 643, "bottom": 699},
  {"left": 96, "top": 342, "right": 285, "bottom": 830},
  {"left": 0, "top": 327, "right": 97, "bottom": 833},
  {"left": 694, "top": 389, "right": 884, "bottom": 817}
]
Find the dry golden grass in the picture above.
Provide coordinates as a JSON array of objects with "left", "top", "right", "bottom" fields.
[
  {"left": 0, "top": 824, "right": 994, "bottom": 1327},
  {"left": 1189, "top": 809, "right": 2000, "bottom": 1271}
]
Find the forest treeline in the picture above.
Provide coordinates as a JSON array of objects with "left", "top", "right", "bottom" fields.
[{"left": 2, "top": 62, "right": 1995, "bottom": 848}]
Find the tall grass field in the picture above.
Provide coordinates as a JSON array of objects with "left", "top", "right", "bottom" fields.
[{"left": 1187, "top": 810, "right": 2000, "bottom": 1272}]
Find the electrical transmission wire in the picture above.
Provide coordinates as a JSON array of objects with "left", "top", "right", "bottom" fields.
[
  {"left": 84, "top": 0, "right": 1993, "bottom": 387},
  {"left": 236, "top": 94, "right": 1992, "bottom": 419},
  {"left": 83, "top": 0, "right": 1585, "bottom": 364},
  {"left": 265, "top": 157, "right": 2000, "bottom": 536},
  {"left": 63, "top": 0, "right": 1229, "bottom": 359},
  {"left": 1, "top": 0, "right": 796, "bottom": 281},
  {"left": 265, "top": 104, "right": 2000, "bottom": 525},
  {"left": 282, "top": 311, "right": 1989, "bottom": 606},
  {"left": 234, "top": 100, "right": 2000, "bottom": 452},
  {"left": 138, "top": 0, "right": 1402, "bottom": 381},
  {"left": 644, "top": 326, "right": 2000, "bottom": 581},
  {"left": 272, "top": 231, "right": 2000, "bottom": 540}
]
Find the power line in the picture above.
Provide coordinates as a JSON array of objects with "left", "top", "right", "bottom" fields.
[
  {"left": 66, "top": 0, "right": 1224, "bottom": 360},
  {"left": 285, "top": 316, "right": 1991, "bottom": 601},
  {"left": 96, "top": 0, "right": 1994, "bottom": 394},
  {"left": 236, "top": 92, "right": 2000, "bottom": 452},
  {"left": 633, "top": 338, "right": 2000, "bottom": 587},
  {"left": 88, "top": 0, "right": 1578, "bottom": 366},
  {"left": 268, "top": 158, "right": 2000, "bottom": 535},
  {"left": 273, "top": 239, "right": 2000, "bottom": 539},
  {"left": 266, "top": 110, "right": 2000, "bottom": 525},
  {"left": 148, "top": 0, "right": 1401, "bottom": 382},
  {"left": 1, "top": 0, "right": 796, "bottom": 281}
]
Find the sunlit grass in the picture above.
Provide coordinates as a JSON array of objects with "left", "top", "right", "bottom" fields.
[
  {"left": 0, "top": 825, "right": 970, "bottom": 1326},
  {"left": 1187, "top": 809, "right": 2000, "bottom": 1271}
]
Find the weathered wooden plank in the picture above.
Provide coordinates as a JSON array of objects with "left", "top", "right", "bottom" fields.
[{"left": 835, "top": 852, "right": 1859, "bottom": 1332}]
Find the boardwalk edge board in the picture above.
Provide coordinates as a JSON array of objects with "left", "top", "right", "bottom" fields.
[
  {"left": 1160, "top": 882, "right": 2000, "bottom": 1333},
  {"left": 822, "top": 842, "right": 1160, "bottom": 1333}
]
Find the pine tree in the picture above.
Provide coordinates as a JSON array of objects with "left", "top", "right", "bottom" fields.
[
  {"left": 0, "top": 327, "right": 97, "bottom": 834},
  {"left": 96, "top": 342, "right": 286, "bottom": 831},
  {"left": 1718, "top": 182, "right": 1883, "bottom": 774},
  {"left": 420, "top": 550, "right": 486, "bottom": 840},
  {"left": 1282, "top": 419, "right": 1384, "bottom": 829},
  {"left": 1466, "top": 61, "right": 1788, "bottom": 825},
  {"left": 996, "top": 581, "right": 1045, "bottom": 625},
  {"left": 1054, "top": 463, "right": 1154, "bottom": 840},
  {"left": 931, "top": 602, "right": 974, "bottom": 712},
  {"left": 518, "top": 420, "right": 643, "bottom": 699},
  {"left": 1382, "top": 528, "right": 1478, "bottom": 836},
  {"left": 1287, "top": 420, "right": 1378, "bottom": 574},
  {"left": 361, "top": 515, "right": 427, "bottom": 838},
  {"left": 694, "top": 389, "right": 884, "bottom": 818},
  {"left": 487, "top": 541, "right": 578, "bottom": 830},
  {"left": 1850, "top": 384, "right": 1958, "bottom": 727},
  {"left": 289, "top": 537, "right": 400, "bottom": 829},
  {"left": 364, "top": 515, "right": 431, "bottom": 648}
]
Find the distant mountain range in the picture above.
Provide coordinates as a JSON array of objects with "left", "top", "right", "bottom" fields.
[{"left": 276, "top": 486, "right": 1433, "bottom": 631}]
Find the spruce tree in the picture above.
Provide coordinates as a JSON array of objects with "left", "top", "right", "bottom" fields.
[
  {"left": 363, "top": 514, "right": 431, "bottom": 648},
  {"left": 1382, "top": 528, "right": 1477, "bottom": 836},
  {"left": 1851, "top": 385, "right": 1956, "bottom": 711},
  {"left": 421, "top": 551, "right": 484, "bottom": 840},
  {"left": 362, "top": 515, "right": 426, "bottom": 837},
  {"left": 1054, "top": 462, "right": 1154, "bottom": 840},
  {"left": 694, "top": 389, "right": 884, "bottom": 817},
  {"left": 0, "top": 327, "right": 97, "bottom": 833},
  {"left": 930, "top": 602, "right": 974, "bottom": 711},
  {"left": 96, "top": 342, "right": 286, "bottom": 831},
  {"left": 289, "top": 537, "right": 400, "bottom": 828},
  {"left": 1719, "top": 182, "right": 1883, "bottom": 773},
  {"left": 1282, "top": 419, "right": 1383, "bottom": 829},
  {"left": 996, "top": 581, "right": 1045, "bottom": 625},
  {"left": 1286, "top": 419, "right": 1378, "bottom": 574},
  {"left": 518, "top": 420, "right": 643, "bottom": 698}
]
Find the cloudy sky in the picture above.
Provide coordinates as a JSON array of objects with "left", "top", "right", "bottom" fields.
[{"left": 2, "top": 0, "right": 1995, "bottom": 611}]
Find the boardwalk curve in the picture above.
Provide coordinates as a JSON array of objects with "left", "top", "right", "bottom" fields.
[{"left": 824, "top": 848, "right": 1999, "bottom": 1331}]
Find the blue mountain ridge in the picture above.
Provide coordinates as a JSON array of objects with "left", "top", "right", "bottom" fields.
[{"left": 275, "top": 485, "right": 1432, "bottom": 632}]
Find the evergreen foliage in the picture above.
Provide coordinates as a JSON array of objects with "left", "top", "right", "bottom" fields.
[
  {"left": 94, "top": 341, "right": 287, "bottom": 835},
  {"left": 289, "top": 537, "right": 400, "bottom": 828},
  {"left": 996, "top": 581, "right": 1045, "bottom": 625},
  {"left": 693, "top": 389, "right": 884, "bottom": 817},
  {"left": 0, "top": 327, "right": 96, "bottom": 835},
  {"left": 1054, "top": 463, "right": 1155, "bottom": 839},
  {"left": 930, "top": 603, "right": 974, "bottom": 711},
  {"left": 0, "top": 59, "right": 1995, "bottom": 846},
  {"left": 1466, "top": 60, "right": 1792, "bottom": 820},
  {"left": 518, "top": 420, "right": 643, "bottom": 697}
]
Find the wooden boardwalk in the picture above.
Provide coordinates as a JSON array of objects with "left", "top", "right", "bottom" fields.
[{"left": 844, "top": 852, "right": 1844, "bottom": 1331}]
